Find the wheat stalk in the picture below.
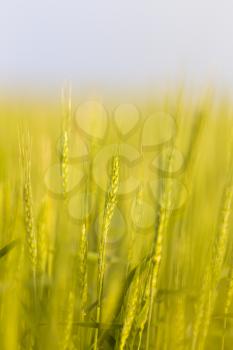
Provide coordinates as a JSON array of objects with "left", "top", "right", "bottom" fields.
[
  {"left": 79, "top": 222, "right": 88, "bottom": 321},
  {"left": 37, "top": 198, "right": 49, "bottom": 276}
]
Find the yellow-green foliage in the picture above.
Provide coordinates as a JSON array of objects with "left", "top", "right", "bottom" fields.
[{"left": 1, "top": 90, "right": 233, "bottom": 350}]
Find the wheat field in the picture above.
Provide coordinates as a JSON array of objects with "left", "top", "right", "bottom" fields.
[{"left": 1, "top": 89, "right": 233, "bottom": 349}]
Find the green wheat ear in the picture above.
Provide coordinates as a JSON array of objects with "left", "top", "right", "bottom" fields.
[
  {"left": 19, "top": 126, "right": 37, "bottom": 280},
  {"left": 94, "top": 154, "right": 120, "bottom": 350},
  {"left": 119, "top": 270, "right": 140, "bottom": 350},
  {"left": 61, "top": 84, "right": 72, "bottom": 199},
  {"left": 192, "top": 179, "right": 233, "bottom": 350}
]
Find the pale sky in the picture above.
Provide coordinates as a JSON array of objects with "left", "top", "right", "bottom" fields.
[{"left": 1, "top": 0, "right": 233, "bottom": 90}]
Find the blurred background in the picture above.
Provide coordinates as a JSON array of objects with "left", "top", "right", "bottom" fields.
[{"left": 1, "top": 0, "right": 233, "bottom": 94}]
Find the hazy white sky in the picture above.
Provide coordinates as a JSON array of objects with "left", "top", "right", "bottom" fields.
[{"left": 1, "top": 0, "right": 233, "bottom": 89}]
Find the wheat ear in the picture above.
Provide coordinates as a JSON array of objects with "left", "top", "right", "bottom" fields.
[
  {"left": 94, "top": 155, "right": 119, "bottom": 350},
  {"left": 119, "top": 271, "right": 140, "bottom": 350},
  {"left": 19, "top": 127, "right": 37, "bottom": 280},
  {"left": 61, "top": 291, "right": 75, "bottom": 350},
  {"left": 146, "top": 150, "right": 174, "bottom": 350},
  {"left": 192, "top": 184, "right": 233, "bottom": 350},
  {"left": 221, "top": 264, "right": 233, "bottom": 350},
  {"left": 61, "top": 84, "right": 71, "bottom": 198}
]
